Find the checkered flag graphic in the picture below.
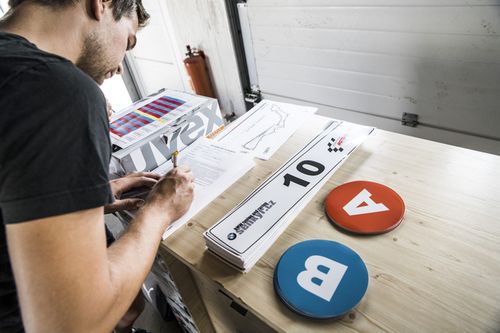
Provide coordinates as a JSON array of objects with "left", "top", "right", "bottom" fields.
[{"left": 327, "top": 138, "right": 344, "bottom": 153}]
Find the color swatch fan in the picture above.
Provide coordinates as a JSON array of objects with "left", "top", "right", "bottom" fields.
[
  {"left": 109, "top": 90, "right": 207, "bottom": 150},
  {"left": 110, "top": 95, "right": 185, "bottom": 139}
]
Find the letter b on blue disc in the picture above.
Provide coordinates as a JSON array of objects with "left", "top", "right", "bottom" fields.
[{"left": 274, "top": 240, "right": 368, "bottom": 319}]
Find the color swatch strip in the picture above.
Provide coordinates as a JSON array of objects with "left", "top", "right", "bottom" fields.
[{"left": 110, "top": 96, "right": 185, "bottom": 137}]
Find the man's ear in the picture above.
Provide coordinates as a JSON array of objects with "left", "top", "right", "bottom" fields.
[{"left": 89, "top": 0, "right": 107, "bottom": 21}]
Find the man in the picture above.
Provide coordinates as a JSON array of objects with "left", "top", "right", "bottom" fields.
[{"left": 0, "top": 0, "right": 195, "bottom": 332}]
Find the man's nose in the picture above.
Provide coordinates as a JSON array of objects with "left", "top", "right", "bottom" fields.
[{"left": 116, "top": 63, "right": 123, "bottom": 75}]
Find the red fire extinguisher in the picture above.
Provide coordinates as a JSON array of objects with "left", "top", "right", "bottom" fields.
[{"left": 183, "top": 45, "right": 216, "bottom": 98}]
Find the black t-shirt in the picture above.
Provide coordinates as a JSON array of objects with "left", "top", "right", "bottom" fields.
[{"left": 0, "top": 32, "right": 114, "bottom": 332}]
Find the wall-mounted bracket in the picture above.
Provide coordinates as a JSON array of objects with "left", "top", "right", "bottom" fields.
[{"left": 402, "top": 113, "right": 419, "bottom": 127}]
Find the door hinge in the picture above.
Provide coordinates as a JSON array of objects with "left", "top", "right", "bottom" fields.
[
  {"left": 402, "top": 112, "right": 419, "bottom": 127},
  {"left": 244, "top": 86, "right": 262, "bottom": 106}
]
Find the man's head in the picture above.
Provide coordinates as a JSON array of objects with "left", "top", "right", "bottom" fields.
[
  {"left": 8, "top": 0, "right": 150, "bottom": 84},
  {"left": 8, "top": 0, "right": 149, "bottom": 24}
]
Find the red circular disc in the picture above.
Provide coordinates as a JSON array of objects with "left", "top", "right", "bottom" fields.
[{"left": 325, "top": 181, "right": 405, "bottom": 234}]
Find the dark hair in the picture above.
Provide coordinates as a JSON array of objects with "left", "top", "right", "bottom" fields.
[{"left": 8, "top": 0, "right": 150, "bottom": 27}]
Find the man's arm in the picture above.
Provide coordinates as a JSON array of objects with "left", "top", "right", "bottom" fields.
[{"left": 6, "top": 167, "right": 194, "bottom": 333}]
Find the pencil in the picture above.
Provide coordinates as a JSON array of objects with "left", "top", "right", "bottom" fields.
[{"left": 172, "top": 150, "right": 179, "bottom": 168}]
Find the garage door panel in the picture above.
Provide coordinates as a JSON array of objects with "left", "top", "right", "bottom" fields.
[
  {"left": 249, "top": 6, "right": 500, "bottom": 36},
  {"left": 254, "top": 45, "right": 500, "bottom": 89},
  {"left": 250, "top": 0, "right": 499, "bottom": 7},
  {"left": 259, "top": 61, "right": 500, "bottom": 116},
  {"left": 251, "top": 26, "right": 500, "bottom": 64},
  {"left": 262, "top": 93, "right": 500, "bottom": 155},
  {"left": 260, "top": 75, "right": 415, "bottom": 117},
  {"left": 245, "top": 0, "right": 500, "bottom": 153},
  {"left": 260, "top": 72, "right": 499, "bottom": 139}
]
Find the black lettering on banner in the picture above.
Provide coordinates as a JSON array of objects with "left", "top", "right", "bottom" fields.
[
  {"left": 283, "top": 174, "right": 310, "bottom": 188},
  {"left": 232, "top": 200, "right": 277, "bottom": 235},
  {"left": 297, "top": 160, "right": 325, "bottom": 175},
  {"left": 253, "top": 211, "right": 263, "bottom": 219},
  {"left": 283, "top": 160, "right": 326, "bottom": 188}
]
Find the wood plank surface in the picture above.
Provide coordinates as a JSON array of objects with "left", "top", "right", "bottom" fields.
[{"left": 161, "top": 116, "right": 500, "bottom": 332}]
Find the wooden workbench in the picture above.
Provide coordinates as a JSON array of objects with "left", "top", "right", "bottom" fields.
[{"left": 159, "top": 116, "right": 500, "bottom": 333}]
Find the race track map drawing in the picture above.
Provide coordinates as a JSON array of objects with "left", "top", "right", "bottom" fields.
[
  {"left": 243, "top": 104, "right": 288, "bottom": 151},
  {"left": 214, "top": 100, "right": 317, "bottom": 160}
]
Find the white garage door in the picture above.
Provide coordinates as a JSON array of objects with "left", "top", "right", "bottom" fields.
[{"left": 244, "top": 0, "right": 500, "bottom": 154}]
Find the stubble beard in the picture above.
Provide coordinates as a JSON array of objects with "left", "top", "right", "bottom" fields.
[{"left": 76, "top": 33, "right": 111, "bottom": 85}]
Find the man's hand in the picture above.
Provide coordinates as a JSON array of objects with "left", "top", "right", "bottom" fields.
[
  {"left": 144, "top": 165, "right": 195, "bottom": 224},
  {"left": 106, "top": 99, "right": 113, "bottom": 119},
  {"left": 105, "top": 172, "right": 161, "bottom": 214}
]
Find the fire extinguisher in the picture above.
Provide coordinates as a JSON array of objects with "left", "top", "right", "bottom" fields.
[{"left": 183, "top": 45, "right": 216, "bottom": 98}]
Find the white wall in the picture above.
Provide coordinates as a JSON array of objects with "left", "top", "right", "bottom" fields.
[
  {"left": 245, "top": 0, "right": 500, "bottom": 155},
  {"left": 0, "top": 0, "right": 7, "bottom": 14},
  {"left": 127, "top": 0, "right": 188, "bottom": 96},
  {"left": 162, "top": 0, "right": 246, "bottom": 117},
  {"left": 128, "top": 0, "right": 246, "bottom": 118}
]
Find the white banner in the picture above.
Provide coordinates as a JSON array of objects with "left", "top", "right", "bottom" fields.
[{"left": 205, "top": 121, "right": 374, "bottom": 255}]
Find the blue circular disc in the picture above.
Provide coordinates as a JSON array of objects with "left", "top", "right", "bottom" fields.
[{"left": 274, "top": 240, "right": 368, "bottom": 319}]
